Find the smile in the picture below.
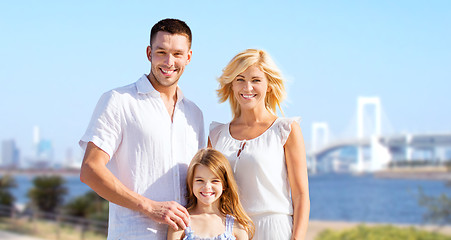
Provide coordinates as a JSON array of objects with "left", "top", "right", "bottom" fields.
[
  {"left": 160, "top": 68, "right": 175, "bottom": 75},
  {"left": 200, "top": 192, "right": 215, "bottom": 197},
  {"left": 241, "top": 94, "right": 256, "bottom": 99}
]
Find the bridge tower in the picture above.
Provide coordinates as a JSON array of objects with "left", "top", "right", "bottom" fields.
[
  {"left": 357, "top": 97, "right": 381, "bottom": 139},
  {"left": 310, "top": 122, "right": 330, "bottom": 173},
  {"left": 355, "top": 96, "right": 391, "bottom": 172},
  {"left": 356, "top": 97, "right": 382, "bottom": 172}
]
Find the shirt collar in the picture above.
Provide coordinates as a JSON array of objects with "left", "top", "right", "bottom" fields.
[
  {"left": 136, "top": 74, "right": 185, "bottom": 103},
  {"left": 175, "top": 86, "right": 185, "bottom": 104}
]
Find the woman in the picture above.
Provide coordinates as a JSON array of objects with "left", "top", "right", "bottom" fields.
[{"left": 208, "top": 49, "right": 310, "bottom": 239}]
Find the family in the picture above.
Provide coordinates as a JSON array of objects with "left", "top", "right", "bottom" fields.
[{"left": 79, "top": 18, "right": 310, "bottom": 240}]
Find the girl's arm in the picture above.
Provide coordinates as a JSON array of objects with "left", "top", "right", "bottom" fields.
[
  {"left": 167, "top": 227, "right": 184, "bottom": 240},
  {"left": 284, "top": 122, "right": 310, "bottom": 240}
]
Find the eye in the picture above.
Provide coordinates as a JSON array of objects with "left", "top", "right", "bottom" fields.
[
  {"left": 195, "top": 179, "right": 203, "bottom": 182},
  {"left": 236, "top": 78, "right": 244, "bottom": 82},
  {"left": 212, "top": 179, "right": 221, "bottom": 183},
  {"left": 252, "top": 79, "right": 261, "bottom": 82}
]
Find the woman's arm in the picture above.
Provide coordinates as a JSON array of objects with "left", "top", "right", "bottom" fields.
[{"left": 284, "top": 122, "right": 310, "bottom": 240}]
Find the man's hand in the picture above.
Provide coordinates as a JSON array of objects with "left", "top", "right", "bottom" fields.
[
  {"left": 81, "top": 142, "right": 190, "bottom": 231},
  {"left": 142, "top": 200, "right": 190, "bottom": 231}
]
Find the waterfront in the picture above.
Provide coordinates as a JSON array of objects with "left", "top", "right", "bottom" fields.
[
  {"left": 309, "top": 173, "right": 451, "bottom": 224},
  {"left": 5, "top": 173, "right": 451, "bottom": 224},
  {"left": 9, "top": 173, "right": 91, "bottom": 205}
]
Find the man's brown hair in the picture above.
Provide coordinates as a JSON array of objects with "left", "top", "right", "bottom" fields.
[{"left": 150, "top": 18, "right": 192, "bottom": 48}]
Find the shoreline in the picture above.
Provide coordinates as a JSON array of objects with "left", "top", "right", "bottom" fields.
[
  {"left": 306, "top": 220, "right": 451, "bottom": 240},
  {"left": 2, "top": 167, "right": 450, "bottom": 180},
  {"left": 374, "top": 166, "right": 451, "bottom": 181},
  {"left": 0, "top": 168, "right": 80, "bottom": 177}
]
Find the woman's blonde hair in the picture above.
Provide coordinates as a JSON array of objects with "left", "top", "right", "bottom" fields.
[
  {"left": 186, "top": 148, "right": 255, "bottom": 239},
  {"left": 217, "top": 49, "right": 286, "bottom": 118}
]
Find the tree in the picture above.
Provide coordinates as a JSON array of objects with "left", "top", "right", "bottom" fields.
[
  {"left": 64, "top": 191, "right": 108, "bottom": 222},
  {"left": 27, "top": 175, "right": 67, "bottom": 214},
  {"left": 0, "top": 175, "right": 17, "bottom": 207},
  {"left": 0, "top": 175, "right": 17, "bottom": 216},
  {"left": 418, "top": 161, "right": 451, "bottom": 225}
]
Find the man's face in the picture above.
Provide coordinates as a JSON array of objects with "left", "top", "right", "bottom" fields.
[{"left": 147, "top": 31, "right": 192, "bottom": 90}]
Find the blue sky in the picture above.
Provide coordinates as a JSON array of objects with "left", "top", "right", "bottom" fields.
[{"left": 1, "top": 1, "right": 450, "bottom": 163}]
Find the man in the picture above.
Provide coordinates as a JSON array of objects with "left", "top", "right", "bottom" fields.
[{"left": 79, "top": 18, "right": 205, "bottom": 239}]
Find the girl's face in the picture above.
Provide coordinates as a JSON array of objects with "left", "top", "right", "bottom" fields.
[
  {"left": 231, "top": 64, "right": 270, "bottom": 112},
  {"left": 192, "top": 164, "right": 223, "bottom": 207}
]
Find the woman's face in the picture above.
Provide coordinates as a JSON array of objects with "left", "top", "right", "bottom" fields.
[{"left": 231, "top": 65, "right": 270, "bottom": 112}]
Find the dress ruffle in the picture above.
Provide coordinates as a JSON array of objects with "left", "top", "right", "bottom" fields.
[
  {"left": 183, "top": 215, "right": 236, "bottom": 240},
  {"left": 209, "top": 121, "right": 226, "bottom": 147},
  {"left": 278, "top": 117, "right": 301, "bottom": 145}
]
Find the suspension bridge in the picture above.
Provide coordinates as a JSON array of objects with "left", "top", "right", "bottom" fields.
[{"left": 307, "top": 97, "right": 451, "bottom": 173}]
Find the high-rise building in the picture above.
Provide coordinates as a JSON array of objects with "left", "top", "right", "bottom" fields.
[
  {"left": 28, "top": 126, "right": 54, "bottom": 169},
  {"left": 1, "top": 139, "right": 20, "bottom": 168}
]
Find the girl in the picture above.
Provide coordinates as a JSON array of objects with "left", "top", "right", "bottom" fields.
[
  {"left": 167, "top": 148, "right": 254, "bottom": 240},
  {"left": 208, "top": 49, "right": 310, "bottom": 239}
]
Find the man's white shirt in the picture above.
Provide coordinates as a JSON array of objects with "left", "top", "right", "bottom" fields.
[{"left": 80, "top": 74, "right": 205, "bottom": 239}]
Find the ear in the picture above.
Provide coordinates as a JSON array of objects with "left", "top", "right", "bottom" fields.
[
  {"left": 267, "top": 85, "right": 272, "bottom": 93},
  {"left": 186, "top": 49, "right": 193, "bottom": 65},
  {"left": 146, "top": 46, "right": 152, "bottom": 62}
]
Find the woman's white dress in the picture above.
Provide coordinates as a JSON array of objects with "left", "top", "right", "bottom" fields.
[{"left": 209, "top": 117, "right": 301, "bottom": 240}]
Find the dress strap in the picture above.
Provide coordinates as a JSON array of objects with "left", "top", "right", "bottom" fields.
[
  {"left": 183, "top": 226, "right": 194, "bottom": 240},
  {"left": 225, "top": 215, "right": 235, "bottom": 233}
]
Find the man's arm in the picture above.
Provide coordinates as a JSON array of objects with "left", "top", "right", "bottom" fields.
[{"left": 80, "top": 141, "right": 190, "bottom": 230}]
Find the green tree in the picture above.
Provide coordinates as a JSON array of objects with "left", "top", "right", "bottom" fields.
[
  {"left": 0, "top": 175, "right": 17, "bottom": 207},
  {"left": 27, "top": 175, "right": 67, "bottom": 214},
  {"left": 418, "top": 161, "right": 451, "bottom": 225},
  {"left": 64, "top": 191, "right": 108, "bottom": 222}
]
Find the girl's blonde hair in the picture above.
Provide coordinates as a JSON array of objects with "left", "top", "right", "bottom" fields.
[
  {"left": 217, "top": 49, "right": 286, "bottom": 118},
  {"left": 186, "top": 148, "right": 255, "bottom": 238}
]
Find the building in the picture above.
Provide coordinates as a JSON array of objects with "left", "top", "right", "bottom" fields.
[{"left": 1, "top": 139, "right": 20, "bottom": 168}]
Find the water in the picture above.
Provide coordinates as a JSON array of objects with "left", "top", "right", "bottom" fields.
[
  {"left": 309, "top": 173, "right": 451, "bottom": 224},
  {"left": 9, "top": 174, "right": 91, "bottom": 205},
  {"left": 5, "top": 173, "right": 451, "bottom": 224}
]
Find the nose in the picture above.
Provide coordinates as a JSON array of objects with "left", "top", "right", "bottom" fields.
[
  {"left": 204, "top": 182, "right": 213, "bottom": 190},
  {"left": 243, "top": 81, "right": 253, "bottom": 91},
  {"left": 164, "top": 54, "right": 175, "bottom": 66}
]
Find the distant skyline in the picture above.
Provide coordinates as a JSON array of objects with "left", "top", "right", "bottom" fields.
[{"left": 1, "top": 1, "right": 450, "bottom": 163}]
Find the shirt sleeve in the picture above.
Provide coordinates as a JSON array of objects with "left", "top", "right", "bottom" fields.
[
  {"left": 279, "top": 117, "right": 301, "bottom": 146},
  {"left": 79, "top": 90, "right": 123, "bottom": 158},
  {"left": 208, "top": 121, "right": 224, "bottom": 148}
]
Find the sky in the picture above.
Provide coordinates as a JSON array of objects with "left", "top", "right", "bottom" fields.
[{"left": 1, "top": 1, "right": 450, "bottom": 164}]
